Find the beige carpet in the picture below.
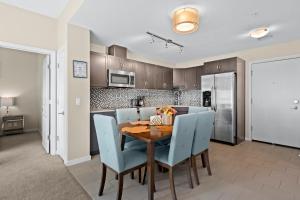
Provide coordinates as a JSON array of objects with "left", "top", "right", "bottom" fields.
[{"left": 0, "top": 132, "right": 91, "bottom": 200}]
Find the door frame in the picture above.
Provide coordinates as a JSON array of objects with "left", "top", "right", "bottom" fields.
[
  {"left": 56, "top": 46, "right": 67, "bottom": 161},
  {"left": 0, "top": 41, "right": 57, "bottom": 155},
  {"left": 249, "top": 54, "right": 300, "bottom": 141}
]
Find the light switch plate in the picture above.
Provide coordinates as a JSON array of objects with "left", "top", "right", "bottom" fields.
[{"left": 75, "top": 97, "right": 81, "bottom": 106}]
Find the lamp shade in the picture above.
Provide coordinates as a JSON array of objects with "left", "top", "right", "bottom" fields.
[
  {"left": 1, "top": 97, "right": 14, "bottom": 107},
  {"left": 173, "top": 7, "right": 199, "bottom": 34}
]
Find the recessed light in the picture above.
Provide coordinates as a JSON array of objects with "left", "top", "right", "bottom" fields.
[{"left": 249, "top": 27, "right": 270, "bottom": 39}]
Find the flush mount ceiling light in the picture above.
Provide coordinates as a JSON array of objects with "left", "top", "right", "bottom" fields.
[
  {"left": 172, "top": 7, "right": 199, "bottom": 34},
  {"left": 249, "top": 27, "right": 270, "bottom": 39}
]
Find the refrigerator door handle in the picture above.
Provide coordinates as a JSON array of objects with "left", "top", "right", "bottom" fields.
[{"left": 211, "top": 86, "right": 215, "bottom": 111}]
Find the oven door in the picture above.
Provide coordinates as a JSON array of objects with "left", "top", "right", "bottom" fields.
[{"left": 108, "top": 69, "right": 135, "bottom": 88}]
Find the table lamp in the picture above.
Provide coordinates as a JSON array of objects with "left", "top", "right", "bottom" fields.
[{"left": 1, "top": 97, "right": 15, "bottom": 114}]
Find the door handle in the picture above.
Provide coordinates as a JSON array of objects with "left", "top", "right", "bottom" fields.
[{"left": 58, "top": 111, "right": 65, "bottom": 115}]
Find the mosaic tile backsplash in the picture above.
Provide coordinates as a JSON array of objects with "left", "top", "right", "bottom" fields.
[{"left": 90, "top": 88, "right": 202, "bottom": 110}]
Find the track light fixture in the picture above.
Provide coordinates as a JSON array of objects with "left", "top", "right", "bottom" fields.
[{"left": 146, "top": 31, "right": 184, "bottom": 53}]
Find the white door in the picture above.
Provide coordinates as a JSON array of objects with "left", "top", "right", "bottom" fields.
[
  {"left": 42, "top": 55, "right": 50, "bottom": 153},
  {"left": 252, "top": 57, "right": 300, "bottom": 148},
  {"left": 56, "top": 48, "right": 66, "bottom": 159}
]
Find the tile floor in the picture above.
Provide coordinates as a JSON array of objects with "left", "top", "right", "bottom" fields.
[{"left": 68, "top": 141, "right": 300, "bottom": 200}]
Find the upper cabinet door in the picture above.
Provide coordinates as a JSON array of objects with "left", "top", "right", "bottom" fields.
[
  {"left": 106, "top": 55, "right": 122, "bottom": 70},
  {"left": 134, "top": 61, "right": 146, "bottom": 89},
  {"left": 203, "top": 58, "right": 237, "bottom": 75},
  {"left": 203, "top": 60, "right": 220, "bottom": 75},
  {"left": 218, "top": 58, "right": 237, "bottom": 73},
  {"left": 145, "top": 63, "right": 155, "bottom": 89},
  {"left": 154, "top": 66, "right": 164, "bottom": 90},
  {"left": 121, "top": 59, "right": 134, "bottom": 72},
  {"left": 163, "top": 68, "right": 173, "bottom": 90},
  {"left": 196, "top": 66, "right": 203, "bottom": 89},
  {"left": 90, "top": 52, "right": 107, "bottom": 87},
  {"left": 173, "top": 69, "right": 185, "bottom": 88},
  {"left": 184, "top": 67, "right": 198, "bottom": 90}
]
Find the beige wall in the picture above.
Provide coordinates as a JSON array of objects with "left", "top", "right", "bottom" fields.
[
  {"left": 0, "top": 3, "right": 57, "bottom": 50},
  {"left": 176, "top": 39, "right": 300, "bottom": 139},
  {"left": 66, "top": 24, "right": 90, "bottom": 161},
  {"left": 0, "top": 47, "right": 44, "bottom": 132}
]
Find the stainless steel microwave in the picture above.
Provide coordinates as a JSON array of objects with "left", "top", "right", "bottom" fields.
[{"left": 108, "top": 69, "right": 135, "bottom": 88}]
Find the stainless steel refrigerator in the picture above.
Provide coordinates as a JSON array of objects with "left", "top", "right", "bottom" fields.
[{"left": 201, "top": 72, "right": 236, "bottom": 144}]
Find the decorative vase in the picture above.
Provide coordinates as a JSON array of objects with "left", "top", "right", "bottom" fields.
[{"left": 162, "top": 114, "right": 172, "bottom": 125}]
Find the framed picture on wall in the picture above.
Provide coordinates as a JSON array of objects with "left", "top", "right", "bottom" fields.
[{"left": 73, "top": 60, "right": 88, "bottom": 78}]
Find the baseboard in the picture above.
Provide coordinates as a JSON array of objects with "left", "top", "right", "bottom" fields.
[
  {"left": 245, "top": 137, "right": 252, "bottom": 141},
  {"left": 23, "top": 128, "right": 39, "bottom": 133},
  {"left": 64, "top": 155, "right": 91, "bottom": 166}
]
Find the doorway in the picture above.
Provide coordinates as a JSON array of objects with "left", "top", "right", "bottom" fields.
[
  {"left": 0, "top": 41, "right": 57, "bottom": 155},
  {"left": 251, "top": 56, "right": 300, "bottom": 148}
]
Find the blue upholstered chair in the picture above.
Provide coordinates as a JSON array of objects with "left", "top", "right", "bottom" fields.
[
  {"left": 115, "top": 108, "right": 146, "bottom": 181},
  {"left": 191, "top": 111, "right": 215, "bottom": 185},
  {"left": 94, "top": 114, "right": 147, "bottom": 200},
  {"left": 188, "top": 106, "right": 209, "bottom": 113},
  {"left": 139, "top": 107, "right": 157, "bottom": 121},
  {"left": 154, "top": 113, "right": 198, "bottom": 200},
  {"left": 115, "top": 108, "right": 145, "bottom": 150}
]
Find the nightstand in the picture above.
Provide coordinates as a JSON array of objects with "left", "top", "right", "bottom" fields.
[{"left": 1, "top": 115, "right": 24, "bottom": 135}]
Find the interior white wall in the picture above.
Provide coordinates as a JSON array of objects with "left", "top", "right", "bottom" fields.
[{"left": 0, "top": 47, "right": 45, "bottom": 133}]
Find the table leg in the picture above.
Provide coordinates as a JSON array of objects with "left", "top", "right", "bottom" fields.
[{"left": 147, "top": 142, "right": 154, "bottom": 200}]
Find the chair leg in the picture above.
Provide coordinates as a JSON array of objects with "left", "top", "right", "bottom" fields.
[
  {"left": 168, "top": 167, "right": 177, "bottom": 200},
  {"left": 117, "top": 174, "right": 124, "bottom": 200},
  {"left": 131, "top": 171, "right": 134, "bottom": 179},
  {"left": 98, "top": 163, "right": 107, "bottom": 196},
  {"left": 192, "top": 156, "right": 200, "bottom": 185},
  {"left": 142, "top": 167, "right": 147, "bottom": 185},
  {"left": 204, "top": 150, "right": 212, "bottom": 176},
  {"left": 201, "top": 153, "right": 206, "bottom": 168},
  {"left": 142, "top": 166, "right": 156, "bottom": 192},
  {"left": 138, "top": 168, "right": 142, "bottom": 183},
  {"left": 186, "top": 158, "right": 194, "bottom": 189}
]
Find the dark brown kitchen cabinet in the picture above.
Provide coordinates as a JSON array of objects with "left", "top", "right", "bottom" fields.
[
  {"left": 134, "top": 61, "right": 146, "bottom": 89},
  {"left": 145, "top": 63, "right": 156, "bottom": 89},
  {"left": 154, "top": 66, "right": 164, "bottom": 90},
  {"left": 196, "top": 66, "right": 203, "bottom": 89},
  {"left": 173, "top": 68, "right": 185, "bottom": 88},
  {"left": 90, "top": 52, "right": 107, "bottom": 87},
  {"left": 203, "top": 57, "right": 237, "bottom": 75},
  {"left": 184, "top": 67, "right": 198, "bottom": 90},
  {"left": 162, "top": 67, "right": 173, "bottom": 90},
  {"left": 121, "top": 59, "right": 134, "bottom": 72},
  {"left": 106, "top": 55, "right": 122, "bottom": 70},
  {"left": 202, "top": 60, "right": 220, "bottom": 75},
  {"left": 107, "top": 55, "right": 134, "bottom": 72}
]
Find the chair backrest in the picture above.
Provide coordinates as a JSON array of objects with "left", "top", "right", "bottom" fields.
[
  {"left": 188, "top": 106, "right": 209, "bottom": 114},
  {"left": 192, "top": 111, "right": 215, "bottom": 155},
  {"left": 93, "top": 114, "right": 124, "bottom": 173},
  {"left": 116, "top": 108, "right": 139, "bottom": 124},
  {"left": 139, "top": 107, "right": 157, "bottom": 121},
  {"left": 168, "top": 113, "right": 198, "bottom": 166}
]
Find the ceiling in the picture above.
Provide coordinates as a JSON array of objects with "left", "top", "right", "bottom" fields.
[
  {"left": 0, "top": 0, "right": 69, "bottom": 18},
  {"left": 70, "top": 0, "right": 300, "bottom": 65}
]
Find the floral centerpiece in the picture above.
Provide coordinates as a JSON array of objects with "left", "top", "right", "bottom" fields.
[{"left": 157, "top": 106, "right": 177, "bottom": 125}]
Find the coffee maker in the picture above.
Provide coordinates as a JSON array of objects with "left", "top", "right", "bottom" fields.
[
  {"left": 130, "top": 96, "right": 145, "bottom": 107},
  {"left": 137, "top": 96, "right": 145, "bottom": 107}
]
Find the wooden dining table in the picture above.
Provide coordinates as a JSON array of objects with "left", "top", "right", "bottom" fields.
[{"left": 119, "top": 121, "right": 173, "bottom": 200}]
